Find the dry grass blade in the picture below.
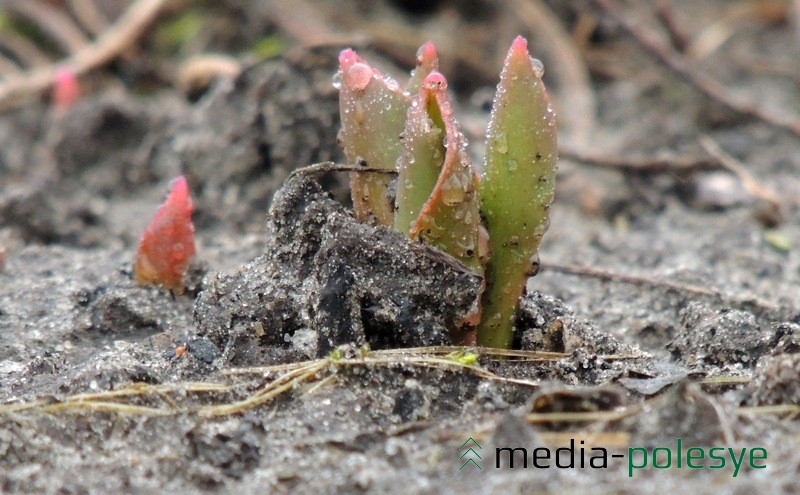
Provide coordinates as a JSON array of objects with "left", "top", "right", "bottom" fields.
[
  {"left": 0, "top": 0, "right": 167, "bottom": 111},
  {"left": 561, "top": 140, "right": 783, "bottom": 225},
  {"left": 687, "top": 1, "right": 788, "bottom": 60},
  {"left": 64, "top": 382, "right": 233, "bottom": 402},
  {"left": 374, "top": 346, "right": 567, "bottom": 360},
  {"left": 289, "top": 161, "right": 398, "bottom": 180},
  {"left": 0, "top": 399, "right": 52, "bottom": 414},
  {"left": 39, "top": 401, "right": 172, "bottom": 416},
  {"left": 341, "top": 355, "right": 542, "bottom": 388},
  {"left": 1, "top": 347, "right": 647, "bottom": 417},
  {"left": 223, "top": 358, "right": 327, "bottom": 376},
  {"left": 198, "top": 361, "right": 328, "bottom": 417},
  {"left": 0, "top": 382, "right": 233, "bottom": 415},
  {"left": 737, "top": 404, "right": 800, "bottom": 417},
  {"left": 525, "top": 406, "right": 641, "bottom": 424}
]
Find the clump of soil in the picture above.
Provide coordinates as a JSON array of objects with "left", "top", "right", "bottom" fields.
[{"left": 194, "top": 173, "right": 483, "bottom": 363}]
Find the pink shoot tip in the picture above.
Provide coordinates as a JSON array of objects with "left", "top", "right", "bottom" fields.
[
  {"left": 511, "top": 35, "right": 528, "bottom": 53},
  {"left": 504, "top": 35, "right": 540, "bottom": 75},
  {"left": 134, "top": 176, "right": 196, "bottom": 294},
  {"left": 53, "top": 68, "right": 79, "bottom": 110},
  {"left": 338, "top": 49, "right": 362, "bottom": 70},
  {"left": 417, "top": 42, "right": 438, "bottom": 65}
]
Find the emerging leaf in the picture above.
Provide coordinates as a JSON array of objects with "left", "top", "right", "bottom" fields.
[
  {"left": 336, "top": 49, "right": 408, "bottom": 226},
  {"left": 405, "top": 42, "right": 439, "bottom": 95},
  {"left": 394, "top": 72, "right": 446, "bottom": 236},
  {"left": 134, "top": 176, "right": 197, "bottom": 294},
  {"left": 477, "top": 36, "right": 558, "bottom": 349},
  {"left": 408, "top": 72, "right": 484, "bottom": 277}
]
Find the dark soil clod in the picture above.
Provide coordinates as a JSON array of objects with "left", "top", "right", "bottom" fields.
[{"left": 194, "top": 174, "right": 482, "bottom": 363}]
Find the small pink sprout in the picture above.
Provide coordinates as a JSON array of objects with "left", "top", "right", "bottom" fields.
[
  {"left": 338, "top": 49, "right": 362, "bottom": 71},
  {"left": 134, "top": 176, "right": 197, "bottom": 294},
  {"left": 338, "top": 49, "right": 378, "bottom": 92},
  {"left": 507, "top": 35, "right": 534, "bottom": 70},
  {"left": 417, "top": 42, "right": 438, "bottom": 68},
  {"left": 52, "top": 68, "right": 79, "bottom": 110},
  {"left": 511, "top": 34, "right": 528, "bottom": 54}
]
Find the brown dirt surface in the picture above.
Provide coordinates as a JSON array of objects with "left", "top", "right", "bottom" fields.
[{"left": 2, "top": 1, "right": 800, "bottom": 493}]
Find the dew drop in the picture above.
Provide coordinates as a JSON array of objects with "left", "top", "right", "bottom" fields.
[
  {"left": 530, "top": 57, "right": 545, "bottom": 78},
  {"left": 345, "top": 62, "right": 372, "bottom": 92},
  {"left": 332, "top": 72, "right": 342, "bottom": 89},
  {"left": 423, "top": 72, "right": 447, "bottom": 90},
  {"left": 385, "top": 77, "right": 400, "bottom": 92},
  {"left": 441, "top": 175, "right": 466, "bottom": 205},
  {"left": 494, "top": 133, "right": 508, "bottom": 154}
]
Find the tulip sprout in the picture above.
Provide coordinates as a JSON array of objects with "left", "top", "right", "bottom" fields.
[{"left": 334, "top": 36, "right": 558, "bottom": 348}]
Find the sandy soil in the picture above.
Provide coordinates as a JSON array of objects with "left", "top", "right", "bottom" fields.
[{"left": 1, "top": 1, "right": 800, "bottom": 493}]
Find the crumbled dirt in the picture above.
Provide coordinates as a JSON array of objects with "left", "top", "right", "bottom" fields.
[
  {"left": 194, "top": 174, "right": 483, "bottom": 361},
  {"left": 2, "top": 1, "right": 800, "bottom": 494}
]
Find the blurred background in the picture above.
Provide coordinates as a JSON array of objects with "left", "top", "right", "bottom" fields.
[{"left": 3, "top": 0, "right": 800, "bottom": 298}]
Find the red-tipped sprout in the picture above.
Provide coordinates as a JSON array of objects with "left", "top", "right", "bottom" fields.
[
  {"left": 406, "top": 41, "right": 439, "bottom": 95},
  {"left": 395, "top": 71, "right": 484, "bottom": 343},
  {"left": 477, "top": 36, "right": 557, "bottom": 349},
  {"left": 134, "top": 176, "right": 197, "bottom": 294},
  {"left": 52, "top": 68, "right": 79, "bottom": 110},
  {"left": 404, "top": 72, "right": 484, "bottom": 274},
  {"left": 335, "top": 49, "right": 409, "bottom": 226}
]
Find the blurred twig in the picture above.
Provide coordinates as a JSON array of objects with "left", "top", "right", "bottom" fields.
[
  {"left": 0, "top": 0, "right": 167, "bottom": 111},
  {"left": 698, "top": 135, "right": 783, "bottom": 221},
  {"left": 686, "top": 0, "right": 788, "bottom": 59},
  {"left": 0, "top": 30, "right": 52, "bottom": 68},
  {"left": 559, "top": 145, "right": 719, "bottom": 172},
  {"left": 5, "top": 0, "right": 90, "bottom": 54},
  {"left": 513, "top": 0, "right": 596, "bottom": 145},
  {"left": 68, "top": 0, "right": 111, "bottom": 36},
  {"left": 655, "top": 0, "right": 690, "bottom": 52},
  {"left": 264, "top": 0, "right": 362, "bottom": 48},
  {"left": 561, "top": 139, "right": 782, "bottom": 221},
  {"left": 540, "top": 262, "right": 786, "bottom": 319},
  {"left": 589, "top": 0, "right": 800, "bottom": 137}
]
